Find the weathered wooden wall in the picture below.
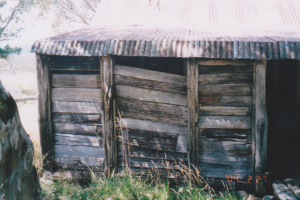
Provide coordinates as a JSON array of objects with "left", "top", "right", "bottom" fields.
[
  {"left": 197, "top": 60, "right": 255, "bottom": 187},
  {"left": 49, "top": 56, "right": 104, "bottom": 173},
  {"left": 114, "top": 65, "right": 188, "bottom": 177}
]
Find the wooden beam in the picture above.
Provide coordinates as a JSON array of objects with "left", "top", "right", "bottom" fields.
[
  {"left": 187, "top": 58, "right": 198, "bottom": 166},
  {"left": 254, "top": 60, "right": 268, "bottom": 195},
  {"left": 101, "top": 56, "right": 117, "bottom": 175},
  {"left": 36, "top": 53, "right": 54, "bottom": 171}
]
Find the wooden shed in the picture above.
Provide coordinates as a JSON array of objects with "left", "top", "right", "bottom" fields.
[{"left": 31, "top": 0, "right": 300, "bottom": 194}]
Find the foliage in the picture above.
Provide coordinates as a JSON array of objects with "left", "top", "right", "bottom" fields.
[{"left": 0, "top": 45, "right": 21, "bottom": 59}]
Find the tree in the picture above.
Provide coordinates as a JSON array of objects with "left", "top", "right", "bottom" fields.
[{"left": 0, "top": 0, "right": 34, "bottom": 59}]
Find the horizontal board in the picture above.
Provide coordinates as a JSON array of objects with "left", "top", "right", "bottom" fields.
[
  {"left": 118, "top": 138, "right": 177, "bottom": 152},
  {"left": 199, "top": 84, "right": 252, "bottom": 96},
  {"left": 199, "top": 129, "right": 249, "bottom": 141},
  {"left": 118, "top": 145, "right": 188, "bottom": 161},
  {"left": 53, "top": 123, "right": 102, "bottom": 136},
  {"left": 197, "top": 60, "right": 254, "bottom": 66},
  {"left": 198, "top": 116, "right": 251, "bottom": 129},
  {"left": 43, "top": 171, "right": 105, "bottom": 180},
  {"left": 53, "top": 113, "right": 101, "bottom": 124},
  {"left": 199, "top": 161, "right": 252, "bottom": 180},
  {"left": 52, "top": 74, "right": 100, "bottom": 88},
  {"left": 52, "top": 88, "right": 101, "bottom": 102},
  {"left": 49, "top": 56, "right": 100, "bottom": 71},
  {"left": 199, "top": 73, "right": 253, "bottom": 85},
  {"left": 199, "top": 106, "right": 251, "bottom": 116},
  {"left": 118, "top": 168, "right": 181, "bottom": 178},
  {"left": 114, "top": 65, "right": 187, "bottom": 84},
  {"left": 119, "top": 118, "right": 188, "bottom": 135},
  {"left": 198, "top": 65, "right": 253, "bottom": 74},
  {"left": 118, "top": 157, "right": 184, "bottom": 168},
  {"left": 115, "top": 74, "right": 187, "bottom": 93},
  {"left": 55, "top": 144, "right": 105, "bottom": 158},
  {"left": 55, "top": 155, "right": 104, "bottom": 171},
  {"left": 199, "top": 139, "right": 252, "bottom": 163},
  {"left": 116, "top": 85, "right": 187, "bottom": 106},
  {"left": 55, "top": 133, "right": 102, "bottom": 147},
  {"left": 52, "top": 101, "right": 101, "bottom": 114},
  {"left": 117, "top": 97, "right": 188, "bottom": 125},
  {"left": 199, "top": 96, "right": 252, "bottom": 106}
]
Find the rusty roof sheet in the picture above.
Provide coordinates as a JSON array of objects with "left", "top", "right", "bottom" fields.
[{"left": 31, "top": 0, "right": 300, "bottom": 59}]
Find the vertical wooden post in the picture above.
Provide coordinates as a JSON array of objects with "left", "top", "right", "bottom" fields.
[
  {"left": 187, "top": 58, "right": 199, "bottom": 166},
  {"left": 36, "top": 53, "right": 54, "bottom": 171},
  {"left": 101, "top": 56, "right": 117, "bottom": 175},
  {"left": 254, "top": 60, "right": 268, "bottom": 194}
]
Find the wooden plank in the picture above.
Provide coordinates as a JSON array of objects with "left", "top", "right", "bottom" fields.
[
  {"left": 199, "top": 65, "right": 253, "bottom": 74},
  {"left": 199, "top": 96, "right": 252, "bottom": 107},
  {"left": 52, "top": 101, "right": 100, "bottom": 114},
  {"left": 199, "top": 84, "right": 252, "bottom": 96},
  {"left": 52, "top": 113, "right": 101, "bottom": 124},
  {"left": 52, "top": 88, "right": 101, "bottom": 102},
  {"left": 49, "top": 56, "right": 100, "bottom": 71},
  {"left": 53, "top": 123, "right": 102, "bottom": 136},
  {"left": 187, "top": 58, "right": 199, "bottom": 166},
  {"left": 254, "top": 60, "right": 268, "bottom": 194},
  {"left": 198, "top": 116, "right": 251, "bottom": 129},
  {"left": 42, "top": 171, "right": 105, "bottom": 181},
  {"left": 199, "top": 139, "right": 252, "bottom": 163},
  {"left": 119, "top": 118, "right": 188, "bottom": 135},
  {"left": 115, "top": 74, "right": 187, "bottom": 93},
  {"left": 114, "top": 65, "right": 187, "bottom": 85},
  {"left": 52, "top": 74, "right": 100, "bottom": 88},
  {"left": 36, "top": 53, "right": 54, "bottom": 171},
  {"left": 199, "top": 106, "right": 251, "bottom": 116},
  {"left": 101, "top": 56, "right": 117, "bottom": 174},
  {"left": 199, "top": 73, "right": 253, "bottom": 85},
  {"left": 55, "top": 144, "right": 105, "bottom": 158},
  {"left": 199, "top": 129, "right": 249, "bottom": 141},
  {"left": 284, "top": 177, "right": 300, "bottom": 199},
  {"left": 55, "top": 155, "right": 104, "bottom": 171},
  {"left": 116, "top": 85, "right": 187, "bottom": 106},
  {"left": 116, "top": 97, "right": 188, "bottom": 125},
  {"left": 118, "top": 157, "right": 182, "bottom": 168},
  {"left": 55, "top": 133, "right": 101, "bottom": 147},
  {"left": 197, "top": 60, "right": 254, "bottom": 66},
  {"left": 272, "top": 181, "right": 298, "bottom": 200}
]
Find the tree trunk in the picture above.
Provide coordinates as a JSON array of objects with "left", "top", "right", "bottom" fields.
[{"left": 0, "top": 81, "right": 41, "bottom": 200}]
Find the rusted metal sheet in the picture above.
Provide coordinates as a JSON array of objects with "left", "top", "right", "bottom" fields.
[{"left": 31, "top": 0, "right": 300, "bottom": 59}]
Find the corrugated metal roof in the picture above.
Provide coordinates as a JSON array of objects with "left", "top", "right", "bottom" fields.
[{"left": 31, "top": 0, "right": 300, "bottom": 59}]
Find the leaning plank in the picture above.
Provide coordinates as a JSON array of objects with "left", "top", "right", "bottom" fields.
[
  {"left": 52, "top": 88, "right": 101, "bottom": 102},
  {"left": 52, "top": 101, "right": 100, "bottom": 114},
  {"left": 285, "top": 177, "right": 300, "bottom": 199},
  {"left": 114, "top": 65, "right": 187, "bottom": 84},
  {"left": 199, "top": 84, "right": 252, "bottom": 96},
  {"left": 115, "top": 74, "right": 187, "bottom": 93},
  {"left": 53, "top": 113, "right": 101, "bottom": 124},
  {"left": 55, "top": 155, "right": 104, "bottom": 171},
  {"left": 119, "top": 118, "right": 188, "bottom": 135},
  {"left": 49, "top": 56, "right": 100, "bottom": 71},
  {"left": 55, "top": 144, "right": 105, "bottom": 158},
  {"left": 53, "top": 123, "right": 102, "bottom": 136},
  {"left": 52, "top": 74, "right": 100, "bottom": 88},
  {"left": 198, "top": 116, "right": 251, "bottom": 129},
  {"left": 116, "top": 85, "right": 187, "bottom": 106},
  {"left": 197, "top": 60, "right": 254, "bottom": 66},
  {"left": 116, "top": 97, "right": 188, "bottom": 125},
  {"left": 199, "top": 65, "right": 253, "bottom": 74},
  {"left": 272, "top": 181, "right": 298, "bottom": 200},
  {"left": 199, "top": 73, "right": 253, "bottom": 85},
  {"left": 199, "top": 106, "right": 251, "bottom": 116},
  {"left": 199, "top": 96, "right": 252, "bottom": 106},
  {"left": 55, "top": 133, "right": 101, "bottom": 147}
]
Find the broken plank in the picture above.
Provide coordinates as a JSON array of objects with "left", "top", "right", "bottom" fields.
[
  {"left": 52, "top": 88, "right": 101, "bottom": 102},
  {"left": 52, "top": 74, "right": 100, "bottom": 88},
  {"left": 272, "top": 181, "right": 298, "bottom": 200},
  {"left": 284, "top": 177, "right": 300, "bottom": 199},
  {"left": 198, "top": 116, "right": 251, "bottom": 129},
  {"left": 52, "top": 101, "right": 101, "bottom": 114},
  {"left": 199, "top": 106, "right": 251, "bottom": 116}
]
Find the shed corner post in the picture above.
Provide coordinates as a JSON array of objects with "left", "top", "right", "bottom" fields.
[
  {"left": 254, "top": 59, "right": 268, "bottom": 195},
  {"left": 101, "top": 55, "right": 118, "bottom": 176},
  {"left": 36, "top": 53, "right": 54, "bottom": 172},
  {"left": 186, "top": 58, "right": 199, "bottom": 167}
]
